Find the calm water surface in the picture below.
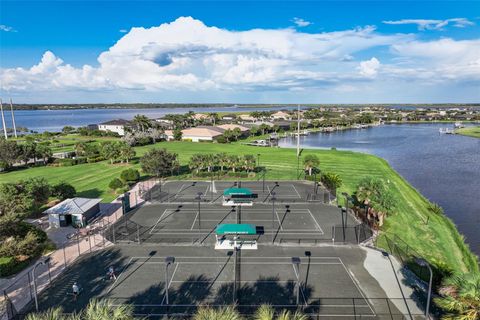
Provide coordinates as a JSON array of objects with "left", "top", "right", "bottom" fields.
[
  {"left": 4, "top": 106, "right": 302, "bottom": 133},
  {"left": 280, "top": 123, "right": 480, "bottom": 256}
]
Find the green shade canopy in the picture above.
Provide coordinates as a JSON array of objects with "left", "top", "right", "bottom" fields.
[
  {"left": 216, "top": 224, "right": 257, "bottom": 235},
  {"left": 223, "top": 187, "right": 253, "bottom": 196}
]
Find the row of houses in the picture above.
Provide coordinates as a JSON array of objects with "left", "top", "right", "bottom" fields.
[{"left": 164, "top": 124, "right": 250, "bottom": 142}]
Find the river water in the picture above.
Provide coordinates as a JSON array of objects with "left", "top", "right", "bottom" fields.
[
  {"left": 279, "top": 123, "right": 480, "bottom": 256},
  {"left": 1, "top": 106, "right": 301, "bottom": 133}
]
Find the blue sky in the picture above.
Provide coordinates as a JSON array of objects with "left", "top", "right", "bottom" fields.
[{"left": 1, "top": 1, "right": 479, "bottom": 103}]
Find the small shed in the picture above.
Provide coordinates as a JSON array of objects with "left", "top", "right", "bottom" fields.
[{"left": 45, "top": 197, "right": 102, "bottom": 228}]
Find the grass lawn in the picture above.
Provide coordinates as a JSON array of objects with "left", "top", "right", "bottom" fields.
[
  {"left": 456, "top": 126, "right": 480, "bottom": 138},
  {"left": 0, "top": 141, "right": 478, "bottom": 275}
]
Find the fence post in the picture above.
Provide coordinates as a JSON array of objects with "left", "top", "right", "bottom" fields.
[
  {"left": 137, "top": 224, "right": 140, "bottom": 244},
  {"left": 27, "top": 272, "right": 34, "bottom": 300},
  {"left": 63, "top": 246, "right": 67, "bottom": 269}
]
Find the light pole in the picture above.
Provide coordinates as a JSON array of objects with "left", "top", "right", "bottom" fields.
[
  {"left": 32, "top": 258, "right": 51, "bottom": 311},
  {"left": 291, "top": 257, "right": 301, "bottom": 305},
  {"left": 342, "top": 192, "right": 349, "bottom": 228},
  {"left": 257, "top": 153, "right": 261, "bottom": 168},
  {"left": 271, "top": 192, "right": 277, "bottom": 243},
  {"left": 415, "top": 258, "right": 433, "bottom": 319},
  {"left": 196, "top": 192, "right": 203, "bottom": 229},
  {"left": 164, "top": 256, "right": 175, "bottom": 305}
]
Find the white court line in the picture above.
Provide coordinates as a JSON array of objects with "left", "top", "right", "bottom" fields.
[
  {"left": 123, "top": 261, "right": 342, "bottom": 265},
  {"left": 149, "top": 209, "right": 172, "bottom": 234},
  {"left": 291, "top": 184, "right": 301, "bottom": 198},
  {"left": 131, "top": 256, "right": 342, "bottom": 260},
  {"left": 160, "top": 262, "right": 179, "bottom": 305},
  {"left": 291, "top": 263, "right": 308, "bottom": 305},
  {"left": 149, "top": 230, "right": 327, "bottom": 234},
  {"left": 274, "top": 210, "right": 284, "bottom": 231},
  {"left": 107, "top": 257, "right": 134, "bottom": 293},
  {"left": 190, "top": 211, "right": 199, "bottom": 230},
  {"left": 307, "top": 208, "right": 324, "bottom": 234},
  {"left": 338, "top": 258, "right": 376, "bottom": 316}
]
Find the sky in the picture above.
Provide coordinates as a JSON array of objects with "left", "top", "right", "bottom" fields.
[{"left": 0, "top": 0, "right": 479, "bottom": 104}]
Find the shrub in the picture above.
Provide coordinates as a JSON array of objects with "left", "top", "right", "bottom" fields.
[
  {"left": 109, "top": 178, "right": 124, "bottom": 190},
  {"left": 321, "top": 172, "right": 343, "bottom": 191},
  {"left": 120, "top": 169, "right": 140, "bottom": 183},
  {"left": 216, "top": 135, "right": 227, "bottom": 143},
  {"left": 51, "top": 182, "right": 76, "bottom": 200},
  {"left": 0, "top": 256, "right": 16, "bottom": 277},
  {"left": 76, "top": 157, "right": 87, "bottom": 164},
  {"left": 53, "top": 158, "right": 76, "bottom": 167}
]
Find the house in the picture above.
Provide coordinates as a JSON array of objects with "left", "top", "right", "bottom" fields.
[
  {"left": 216, "top": 124, "right": 250, "bottom": 133},
  {"left": 222, "top": 114, "right": 237, "bottom": 121},
  {"left": 164, "top": 126, "right": 225, "bottom": 142},
  {"left": 192, "top": 113, "right": 211, "bottom": 122},
  {"left": 270, "top": 111, "right": 291, "bottom": 121},
  {"left": 238, "top": 114, "right": 256, "bottom": 122},
  {"left": 98, "top": 119, "right": 131, "bottom": 136},
  {"left": 45, "top": 197, "right": 102, "bottom": 228}
]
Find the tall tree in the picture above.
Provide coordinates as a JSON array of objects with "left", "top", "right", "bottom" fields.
[
  {"left": 100, "top": 142, "right": 120, "bottom": 164},
  {"left": 35, "top": 143, "right": 52, "bottom": 165},
  {"left": 140, "top": 148, "right": 178, "bottom": 178},
  {"left": 0, "top": 139, "right": 21, "bottom": 170},
  {"left": 303, "top": 154, "right": 320, "bottom": 176},
  {"left": 132, "top": 114, "right": 151, "bottom": 132},
  {"left": 118, "top": 142, "right": 136, "bottom": 163}
]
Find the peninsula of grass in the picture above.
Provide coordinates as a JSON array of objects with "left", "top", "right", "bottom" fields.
[
  {"left": 0, "top": 141, "right": 478, "bottom": 276},
  {"left": 455, "top": 126, "right": 480, "bottom": 138}
]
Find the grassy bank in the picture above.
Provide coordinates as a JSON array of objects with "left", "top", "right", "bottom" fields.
[
  {"left": 455, "top": 126, "right": 480, "bottom": 138},
  {"left": 0, "top": 141, "right": 477, "bottom": 275}
]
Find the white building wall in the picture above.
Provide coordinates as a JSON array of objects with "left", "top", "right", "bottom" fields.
[{"left": 98, "top": 124, "right": 126, "bottom": 136}]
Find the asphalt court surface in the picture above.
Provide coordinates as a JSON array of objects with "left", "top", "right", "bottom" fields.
[
  {"left": 149, "top": 207, "right": 324, "bottom": 234},
  {"left": 28, "top": 246, "right": 414, "bottom": 319},
  {"left": 122, "top": 201, "right": 353, "bottom": 244},
  {"left": 149, "top": 180, "right": 319, "bottom": 203}
]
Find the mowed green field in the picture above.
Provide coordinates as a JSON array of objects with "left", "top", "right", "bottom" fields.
[
  {"left": 456, "top": 126, "right": 480, "bottom": 138},
  {"left": 0, "top": 141, "right": 478, "bottom": 274}
]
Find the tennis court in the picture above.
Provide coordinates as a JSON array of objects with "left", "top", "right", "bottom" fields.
[
  {"left": 114, "top": 202, "right": 348, "bottom": 244},
  {"left": 102, "top": 248, "right": 375, "bottom": 318},
  {"left": 145, "top": 180, "right": 324, "bottom": 203}
]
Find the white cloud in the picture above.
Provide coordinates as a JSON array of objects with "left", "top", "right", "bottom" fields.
[
  {"left": 358, "top": 57, "right": 380, "bottom": 77},
  {"left": 1, "top": 16, "right": 479, "bottom": 102},
  {"left": 0, "top": 24, "right": 16, "bottom": 32},
  {"left": 383, "top": 18, "right": 474, "bottom": 30},
  {"left": 292, "top": 17, "right": 312, "bottom": 27},
  {"left": 119, "top": 29, "right": 128, "bottom": 33}
]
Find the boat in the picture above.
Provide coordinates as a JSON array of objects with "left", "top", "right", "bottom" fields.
[{"left": 454, "top": 122, "right": 465, "bottom": 129}]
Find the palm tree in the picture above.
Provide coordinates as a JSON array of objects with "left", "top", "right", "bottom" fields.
[
  {"left": 254, "top": 305, "right": 308, "bottom": 320},
  {"left": 36, "top": 143, "right": 52, "bottom": 165},
  {"left": 83, "top": 299, "right": 134, "bottom": 320},
  {"left": 435, "top": 273, "right": 480, "bottom": 320},
  {"left": 132, "top": 114, "right": 151, "bottom": 132},
  {"left": 209, "top": 112, "right": 219, "bottom": 125},
  {"left": 118, "top": 142, "right": 136, "bottom": 163},
  {"left": 216, "top": 153, "right": 228, "bottom": 171},
  {"left": 193, "top": 306, "right": 243, "bottom": 320},
  {"left": 228, "top": 155, "right": 241, "bottom": 173},
  {"left": 189, "top": 154, "right": 206, "bottom": 175},
  {"left": 204, "top": 153, "right": 216, "bottom": 172},
  {"left": 243, "top": 154, "right": 256, "bottom": 173},
  {"left": 232, "top": 127, "right": 242, "bottom": 141},
  {"left": 25, "top": 307, "right": 70, "bottom": 320},
  {"left": 303, "top": 154, "right": 320, "bottom": 176}
]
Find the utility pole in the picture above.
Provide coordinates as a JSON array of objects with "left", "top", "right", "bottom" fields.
[
  {"left": 0, "top": 99, "right": 7, "bottom": 139},
  {"left": 296, "top": 104, "right": 300, "bottom": 157},
  {"left": 9, "top": 98, "right": 17, "bottom": 138}
]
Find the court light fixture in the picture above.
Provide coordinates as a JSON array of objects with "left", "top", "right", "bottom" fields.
[
  {"left": 164, "top": 256, "right": 175, "bottom": 305},
  {"left": 291, "top": 257, "right": 301, "bottom": 265},
  {"left": 304, "top": 251, "right": 311, "bottom": 257},
  {"left": 415, "top": 257, "right": 433, "bottom": 319}
]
